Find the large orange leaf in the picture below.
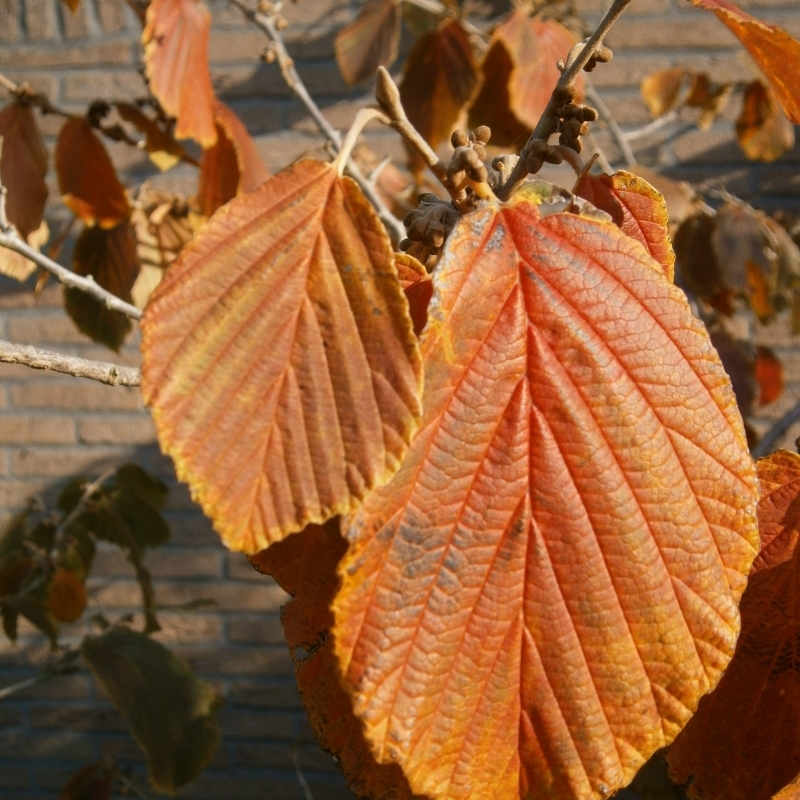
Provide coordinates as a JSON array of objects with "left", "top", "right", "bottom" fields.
[
  {"left": 736, "top": 79, "right": 795, "bottom": 163},
  {"left": 141, "top": 159, "right": 422, "bottom": 553},
  {"left": 335, "top": 0, "right": 401, "bottom": 85},
  {"left": 198, "top": 100, "right": 270, "bottom": 217},
  {"left": 250, "top": 520, "right": 425, "bottom": 800},
  {"left": 689, "top": 0, "right": 800, "bottom": 124},
  {"left": 575, "top": 170, "right": 676, "bottom": 282},
  {"left": 667, "top": 450, "right": 800, "bottom": 799},
  {"left": 55, "top": 117, "right": 130, "bottom": 228},
  {"left": 399, "top": 21, "right": 478, "bottom": 178},
  {"left": 143, "top": 0, "right": 217, "bottom": 147},
  {"left": 468, "top": 12, "right": 581, "bottom": 148},
  {"left": 332, "top": 186, "right": 759, "bottom": 800}
]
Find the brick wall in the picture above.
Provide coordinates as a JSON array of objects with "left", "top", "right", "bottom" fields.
[{"left": 1, "top": 0, "right": 800, "bottom": 797}]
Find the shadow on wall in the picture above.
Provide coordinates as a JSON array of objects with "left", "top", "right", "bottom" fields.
[{"left": 0, "top": 443, "right": 356, "bottom": 800}]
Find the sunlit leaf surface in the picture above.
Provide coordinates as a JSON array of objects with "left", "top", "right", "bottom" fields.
[
  {"left": 141, "top": 159, "right": 422, "bottom": 553},
  {"left": 333, "top": 187, "right": 759, "bottom": 800},
  {"left": 335, "top": 0, "right": 401, "bottom": 85}
]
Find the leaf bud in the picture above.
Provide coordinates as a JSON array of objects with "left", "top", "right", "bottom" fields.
[
  {"left": 473, "top": 125, "right": 491, "bottom": 144},
  {"left": 552, "top": 85, "right": 579, "bottom": 105},
  {"left": 451, "top": 129, "right": 469, "bottom": 148}
]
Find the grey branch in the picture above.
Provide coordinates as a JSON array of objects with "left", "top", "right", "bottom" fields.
[
  {"left": 752, "top": 399, "right": 800, "bottom": 459},
  {"left": 497, "top": 0, "right": 634, "bottom": 199},
  {"left": 584, "top": 81, "right": 636, "bottom": 169},
  {"left": 0, "top": 339, "right": 141, "bottom": 386},
  {"left": 228, "top": 0, "right": 406, "bottom": 244},
  {"left": 0, "top": 230, "right": 142, "bottom": 321}
]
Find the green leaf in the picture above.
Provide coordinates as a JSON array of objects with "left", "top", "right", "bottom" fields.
[
  {"left": 81, "top": 626, "right": 223, "bottom": 794},
  {"left": 0, "top": 594, "right": 58, "bottom": 645},
  {"left": 114, "top": 464, "right": 168, "bottom": 511},
  {"left": 0, "top": 510, "right": 29, "bottom": 570},
  {"left": 57, "top": 475, "right": 88, "bottom": 514}
]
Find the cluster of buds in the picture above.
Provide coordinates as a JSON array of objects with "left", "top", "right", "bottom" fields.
[
  {"left": 553, "top": 85, "right": 600, "bottom": 154},
  {"left": 446, "top": 127, "right": 495, "bottom": 208},
  {"left": 400, "top": 194, "right": 460, "bottom": 264}
]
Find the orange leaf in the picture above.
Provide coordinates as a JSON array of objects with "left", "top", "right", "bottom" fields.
[
  {"left": 469, "top": 12, "right": 581, "bottom": 148},
  {"left": 250, "top": 520, "right": 426, "bottom": 800},
  {"left": 640, "top": 67, "right": 686, "bottom": 118},
  {"left": 115, "top": 101, "right": 194, "bottom": 171},
  {"left": 686, "top": 72, "right": 732, "bottom": 130},
  {"left": 399, "top": 21, "right": 478, "bottom": 178},
  {"left": 65, "top": 222, "right": 139, "bottom": 351},
  {"left": 689, "top": 0, "right": 800, "bottom": 123},
  {"left": 668, "top": 450, "right": 800, "bottom": 799},
  {"left": 335, "top": 0, "right": 401, "bottom": 85},
  {"left": 55, "top": 117, "right": 130, "bottom": 228},
  {"left": 575, "top": 170, "right": 676, "bottom": 281},
  {"left": 59, "top": 761, "right": 114, "bottom": 800},
  {"left": 143, "top": 0, "right": 217, "bottom": 147},
  {"left": 776, "top": 781, "right": 800, "bottom": 800},
  {"left": 332, "top": 185, "right": 759, "bottom": 800},
  {"left": 736, "top": 79, "right": 795, "bottom": 163},
  {"left": 0, "top": 102, "right": 48, "bottom": 239},
  {"left": 47, "top": 568, "right": 86, "bottom": 623},
  {"left": 756, "top": 346, "right": 783, "bottom": 406},
  {"left": 59, "top": 0, "right": 82, "bottom": 11},
  {"left": 141, "top": 159, "right": 422, "bottom": 553},
  {"left": 198, "top": 100, "right": 270, "bottom": 217},
  {"left": 395, "top": 252, "right": 432, "bottom": 337}
]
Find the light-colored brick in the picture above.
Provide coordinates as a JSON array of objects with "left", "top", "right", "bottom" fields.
[
  {"left": 23, "top": 0, "right": 56, "bottom": 40},
  {"left": 12, "top": 445, "right": 133, "bottom": 477},
  {"left": 92, "top": 547, "right": 222, "bottom": 579},
  {"left": 227, "top": 614, "right": 285, "bottom": 645},
  {"left": 60, "top": 0, "right": 90, "bottom": 39},
  {"left": 78, "top": 414, "right": 155, "bottom": 444},
  {"left": 0, "top": 41, "right": 134, "bottom": 68},
  {"left": 6, "top": 314, "right": 92, "bottom": 345},
  {"left": 0, "top": 0, "right": 22, "bottom": 43},
  {"left": 0, "top": 416, "right": 75, "bottom": 444},
  {"left": 11, "top": 380, "right": 144, "bottom": 411},
  {"left": 96, "top": 0, "right": 128, "bottom": 33},
  {"left": 62, "top": 70, "right": 145, "bottom": 101}
]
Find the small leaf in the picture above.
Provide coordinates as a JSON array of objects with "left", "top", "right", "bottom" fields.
[
  {"left": 332, "top": 183, "right": 759, "bottom": 800},
  {"left": 685, "top": 72, "right": 732, "bottom": 130},
  {"left": 250, "top": 520, "right": 424, "bottom": 800},
  {"left": 689, "top": 0, "right": 800, "bottom": 123},
  {"left": 58, "top": 476, "right": 88, "bottom": 514},
  {"left": 756, "top": 346, "right": 783, "bottom": 405},
  {"left": 115, "top": 102, "right": 192, "bottom": 172},
  {"left": 468, "top": 12, "right": 581, "bottom": 147},
  {"left": 47, "top": 568, "right": 87, "bottom": 623},
  {"left": 55, "top": 117, "right": 130, "bottom": 228},
  {"left": 668, "top": 450, "right": 800, "bottom": 799},
  {"left": 141, "top": 159, "right": 423, "bottom": 553},
  {"left": 641, "top": 67, "right": 686, "bottom": 117},
  {"left": 0, "top": 102, "right": 48, "bottom": 239},
  {"left": 395, "top": 252, "right": 432, "bottom": 337},
  {"left": 1, "top": 593, "right": 58, "bottom": 644},
  {"left": 736, "top": 79, "right": 795, "bottom": 163},
  {"left": 81, "top": 626, "right": 222, "bottom": 793},
  {"left": 400, "top": 21, "right": 478, "bottom": 178},
  {"left": 143, "top": 0, "right": 217, "bottom": 147},
  {"left": 114, "top": 464, "right": 169, "bottom": 512},
  {"left": 59, "top": 0, "right": 82, "bottom": 11},
  {"left": 64, "top": 222, "right": 139, "bottom": 351},
  {"left": 335, "top": 0, "right": 401, "bottom": 85},
  {"left": 710, "top": 327, "right": 755, "bottom": 421},
  {"left": 58, "top": 761, "right": 114, "bottom": 800},
  {"left": 575, "top": 170, "right": 676, "bottom": 281},
  {"left": 198, "top": 100, "right": 270, "bottom": 217}
]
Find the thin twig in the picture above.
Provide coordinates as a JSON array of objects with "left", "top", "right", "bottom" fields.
[
  {"left": 497, "top": 0, "right": 634, "bottom": 200},
  {"left": 335, "top": 107, "right": 391, "bottom": 175},
  {"left": 752, "top": 399, "right": 800, "bottom": 459},
  {"left": 228, "top": 0, "right": 405, "bottom": 244},
  {"left": 0, "top": 673, "right": 51, "bottom": 701},
  {"left": 584, "top": 81, "right": 636, "bottom": 168},
  {"left": 623, "top": 109, "right": 679, "bottom": 142},
  {"left": 292, "top": 747, "right": 315, "bottom": 800},
  {"left": 0, "top": 71, "right": 74, "bottom": 120},
  {"left": 0, "top": 340, "right": 142, "bottom": 386},
  {"left": 375, "top": 68, "right": 450, "bottom": 188},
  {"left": 0, "top": 233, "right": 142, "bottom": 320}
]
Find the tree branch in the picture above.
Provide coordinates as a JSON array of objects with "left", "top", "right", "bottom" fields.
[
  {"left": 583, "top": 81, "right": 636, "bottom": 168},
  {"left": 0, "top": 229, "right": 142, "bottom": 319},
  {"left": 227, "top": 0, "right": 406, "bottom": 244},
  {"left": 0, "top": 340, "right": 142, "bottom": 386},
  {"left": 752, "top": 400, "right": 800, "bottom": 459},
  {"left": 0, "top": 71, "right": 73, "bottom": 119},
  {"left": 497, "top": 0, "right": 634, "bottom": 200}
]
